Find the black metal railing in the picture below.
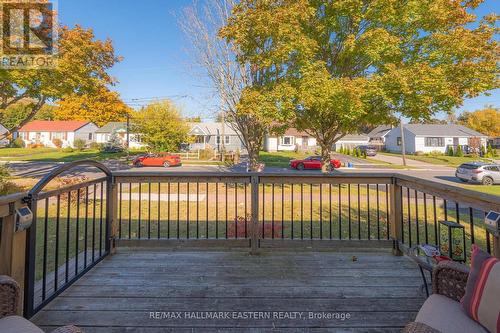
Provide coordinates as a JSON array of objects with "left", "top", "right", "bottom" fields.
[{"left": 23, "top": 161, "right": 113, "bottom": 318}]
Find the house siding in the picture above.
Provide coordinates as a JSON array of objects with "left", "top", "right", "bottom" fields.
[{"left": 19, "top": 123, "right": 98, "bottom": 148}]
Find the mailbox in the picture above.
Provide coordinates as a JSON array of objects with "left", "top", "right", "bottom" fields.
[{"left": 15, "top": 206, "right": 33, "bottom": 232}]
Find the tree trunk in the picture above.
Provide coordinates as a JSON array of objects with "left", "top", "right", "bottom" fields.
[
  {"left": 247, "top": 146, "right": 260, "bottom": 172},
  {"left": 320, "top": 143, "right": 332, "bottom": 173}
]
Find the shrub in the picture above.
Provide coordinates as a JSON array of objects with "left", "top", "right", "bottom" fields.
[
  {"left": 429, "top": 150, "right": 444, "bottom": 156},
  {"left": 0, "top": 165, "right": 21, "bottom": 196},
  {"left": 73, "top": 139, "right": 86, "bottom": 151},
  {"left": 454, "top": 145, "right": 463, "bottom": 157},
  {"left": 27, "top": 143, "right": 44, "bottom": 149},
  {"left": 89, "top": 142, "right": 102, "bottom": 150},
  {"left": 10, "top": 137, "right": 25, "bottom": 148},
  {"left": 414, "top": 151, "right": 425, "bottom": 156},
  {"left": 62, "top": 147, "right": 74, "bottom": 153},
  {"left": 199, "top": 147, "right": 215, "bottom": 160},
  {"left": 480, "top": 145, "right": 486, "bottom": 157},
  {"left": 52, "top": 138, "right": 63, "bottom": 148},
  {"left": 446, "top": 146, "right": 454, "bottom": 156},
  {"left": 362, "top": 150, "right": 367, "bottom": 159}
]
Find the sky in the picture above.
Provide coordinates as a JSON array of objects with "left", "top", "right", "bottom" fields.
[{"left": 58, "top": 0, "right": 499, "bottom": 120}]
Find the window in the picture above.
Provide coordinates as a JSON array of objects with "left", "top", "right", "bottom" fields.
[
  {"left": 52, "top": 132, "right": 64, "bottom": 139},
  {"left": 425, "top": 137, "right": 444, "bottom": 147},
  {"left": 281, "top": 136, "right": 294, "bottom": 145},
  {"left": 485, "top": 166, "right": 500, "bottom": 172},
  {"left": 225, "top": 136, "right": 230, "bottom": 144},
  {"left": 88, "top": 133, "right": 93, "bottom": 140},
  {"left": 397, "top": 137, "right": 402, "bottom": 146}
]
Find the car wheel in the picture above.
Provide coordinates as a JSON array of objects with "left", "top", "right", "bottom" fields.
[
  {"left": 163, "top": 161, "right": 170, "bottom": 168},
  {"left": 297, "top": 163, "right": 305, "bottom": 171},
  {"left": 482, "top": 177, "right": 493, "bottom": 186}
]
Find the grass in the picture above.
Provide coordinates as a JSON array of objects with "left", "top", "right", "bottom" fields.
[
  {"left": 259, "top": 151, "right": 309, "bottom": 167},
  {"left": 459, "top": 184, "right": 500, "bottom": 196},
  {"left": 0, "top": 147, "right": 130, "bottom": 162},
  {"left": 380, "top": 152, "right": 495, "bottom": 167}
]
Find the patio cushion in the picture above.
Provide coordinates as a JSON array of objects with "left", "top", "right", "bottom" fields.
[
  {"left": 415, "top": 294, "right": 487, "bottom": 333},
  {"left": 461, "top": 245, "right": 500, "bottom": 333},
  {"left": 0, "top": 315, "right": 44, "bottom": 333}
]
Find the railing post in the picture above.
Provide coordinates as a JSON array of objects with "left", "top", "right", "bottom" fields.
[
  {"left": 107, "top": 176, "right": 118, "bottom": 254},
  {"left": 0, "top": 200, "right": 27, "bottom": 316},
  {"left": 250, "top": 175, "right": 260, "bottom": 254},
  {"left": 493, "top": 236, "right": 500, "bottom": 259},
  {"left": 389, "top": 179, "right": 403, "bottom": 256}
]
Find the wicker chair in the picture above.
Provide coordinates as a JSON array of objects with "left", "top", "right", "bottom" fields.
[
  {"left": 0, "top": 275, "right": 83, "bottom": 333},
  {"left": 402, "top": 261, "right": 487, "bottom": 333}
]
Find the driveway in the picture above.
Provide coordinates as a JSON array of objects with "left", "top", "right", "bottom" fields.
[{"left": 369, "top": 153, "right": 455, "bottom": 170}]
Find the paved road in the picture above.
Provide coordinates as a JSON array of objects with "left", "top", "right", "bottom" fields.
[{"left": 4, "top": 158, "right": 465, "bottom": 189}]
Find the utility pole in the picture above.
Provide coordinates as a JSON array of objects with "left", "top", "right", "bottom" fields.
[{"left": 400, "top": 118, "right": 407, "bottom": 166}]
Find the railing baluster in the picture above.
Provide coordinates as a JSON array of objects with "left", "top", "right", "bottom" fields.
[
  {"left": 281, "top": 183, "right": 284, "bottom": 239},
  {"left": 300, "top": 184, "right": 304, "bottom": 240},
  {"left": 357, "top": 184, "right": 361, "bottom": 240},
  {"left": 177, "top": 182, "right": 180, "bottom": 239},
  {"left": 128, "top": 183, "right": 131, "bottom": 239},
  {"left": 84, "top": 187, "right": 89, "bottom": 268},
  {"left": 75, "top": 189, "right": 80, "bottom": 275},
  {"left": 187, "top": 182, "right": 190, "bottom": 239},
  {"left": 92, "top": 184, "right": 96, "bottom": 261},
  {"left": 376, "top": 184, "right": 380, "bottom": 240},
  {"left": 407, "top": 187, "right": 411, "bottom": 246},
  {"left": 329, "top": 183, "right": 332, "bottom": 240},
  {"left": 291, "top": 184, "right": 294, "bottom": 239},
  {"left": 367, "top": 184, "right": 370, "bottom": 240},
  {"left": 138, "top": 183, "right": 142, "bottom": 239},
  {"left": 54, "top": 194, "right": 60, "bottom": 291},
  {"left": 118, "top": 183, "right": 122, "bottom": 239},
  {"left": 272, "top": 183, "right": 275, "bottom": 239},
  {"left": 262, "top": 184, "right": 265, "bottom": 239},
  {"left": 197, "top": 182, "right": 200, "bottom": 239},
  {"left": 225, "top": 182, "right": 228, "bottom": 239},
  {"left": 245, "top": 182, "right": 248, "bottom": 239},
  {"left": 206, "top": 182, "right": 209, "bottom": 239},
  {"left": 99, "top": 183, "right": 104, "bottom": 256},
  {"left": 469, "top": 207, "right": 475, "bottom": 245},
  {"left": 65, "top": 191, "right": 71, "bottom": 283},
  {"left": 310, "top": 184, "right": 313, "bottom": 240},
  {"left": 423, "top": 193, "right": 428, "bottom": 244},
  {"left": 444, "top": 199, "right": 448, "bottom": 221},
  {"left": 348, "top": 184, "right": 351, "bottom": 240},
  {"left": 42, "top": 198, "right": 49, "bottom": 300},
  {"left": 234, "top": 182, "right": 237, "bottom": 239},
  {"left": 167, "top": 182, "right": 171, "bottom": 239},
  {"left": 148, "top": 182, "right": 151, "bottom": 239},
  {"left": 157, "top": 183, "right": 161, "bottom": 239},
  {"left": 319, "top": 184, "right": 323, "bottom": 240},
  {"left": 215, "top": 182, "right": 218, "bottom": 239},
  {"left": 414, "top": 190, "right": 419, "bottom": 245},
  {"left": 338, "top": 184, "right": 342, "bottom": 240}
]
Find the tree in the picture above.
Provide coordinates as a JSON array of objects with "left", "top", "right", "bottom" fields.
[
  {"left": 459, "top": 106, "right": 500, "bottom": 138},
  {"left": 0, "top": 101, "right": 56, "bottom": 131},
  {"left": 180, "top": 0, "right": 282, "bottom": 171},
  {"left": 222, "top": 0, "right": 499, "bottom": 172},
  {"left": 55, "top": 86, "right": 131, "bottom": 127},
  {"left": 0, "top": 25, "right": 120, "bottom": 138},
  {"left": 132, "top": 100, "right": 190, "bottom": 152}
]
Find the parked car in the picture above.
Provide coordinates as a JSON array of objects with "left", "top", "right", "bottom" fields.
[
  {"left": 455, "top": 162, "right": 500, "bottom": 185},
  {"left": 133, "top": 153, "right": 182, "bottom": 168},
  {"left": 356, "top": 145, "right": 378, "bottom": 156},
  {"left": 290, "top": 156, "right": 342, "bottom": 170}
]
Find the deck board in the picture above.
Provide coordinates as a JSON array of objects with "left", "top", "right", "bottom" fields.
[{"left": 32, "top": 249, "right": 425, "bottom": 332}]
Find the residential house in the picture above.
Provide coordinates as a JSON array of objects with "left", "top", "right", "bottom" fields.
[
  {"left": 264, "top": 128, "right": 317, "bottom": 152},
  {"left": 95, "top": 122, "right": 145, "bottom": 149},
  {"left": 188, "top": 122, "right": 245, "bottom": 152},
  {"left": 489, "top": 137, "right": 500, "bottom": 149},
  {"left": 333, "top": 134, "right": 370, "bottom": 151},
  {"left": 367, "top": 125, "right": 393, "bottom": 149},
  {"left": 384, "top": 124, "right": 488, "bottom": 154},
  {"left": 18, "top": 120, "right": 98, "bottom": 148}
]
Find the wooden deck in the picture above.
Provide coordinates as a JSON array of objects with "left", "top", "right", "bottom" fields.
[{"left": 32, "top": 248, "right": 425, "bottom": 332}]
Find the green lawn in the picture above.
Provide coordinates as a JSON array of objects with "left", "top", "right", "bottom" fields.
[
  {"left": 380, "top": 152, "right": 494, "bottom": 167},
  {"left": 0, "top": 147, "right": 132, "bottom": 162},
  {"left": 460, "top": 184, "right": 500, "bottom": 196},
  {"left": 259, "top": 151, "right": 309, "bottom": 167}
]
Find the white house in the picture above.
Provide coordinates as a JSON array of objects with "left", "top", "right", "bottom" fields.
[
  {"left": 18, "top": 120, "right": 98, "bottom": 148},
  {"left": 95, "top": 122, "right": 145, "bottom": 149},
  {"left": 264, "top": 128, "right": 317, "bottom": 152},
  {"left": 367, "top": 125, "right": 393, "bottom": 148},
  {"left": 384, "top": 124, "right": 488, "bottom": 154}
]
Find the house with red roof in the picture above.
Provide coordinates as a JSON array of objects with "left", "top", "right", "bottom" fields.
[{"left": 18, "top": 120, "right": 98, "bottom": 148}]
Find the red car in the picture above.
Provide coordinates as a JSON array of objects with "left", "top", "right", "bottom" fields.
[
  {"left": 133, "top": 153, "right": 182, "bottom": 168},
  {"left": 290, "top": 156, "right": 342, "bottom": 170}
]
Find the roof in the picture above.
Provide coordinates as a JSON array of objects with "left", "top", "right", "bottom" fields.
[
  {"left": 0, "top": 123, "right": 7, "bottom": 135},
  {"left": 96, "top": 122, "right": 127, "bottom": 134},
  {"left": 19, "top": 120, "right": 91, "bottom": 132},
  {"left": 367, "top": 125, "right": 393, "bottom": 138},
  {"left": 338, "top": 134, "right": 370, "bottom": 141},
  {"left": 400, "top": 124, "right": 487, "bottom": 137},
  {"left": 188, "top": 122, "right": 238, "bottom": 136}
]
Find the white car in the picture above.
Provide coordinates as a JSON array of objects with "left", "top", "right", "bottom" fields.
[{"left": 455, "top": 162, "right": 500, "bottom": 185}]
